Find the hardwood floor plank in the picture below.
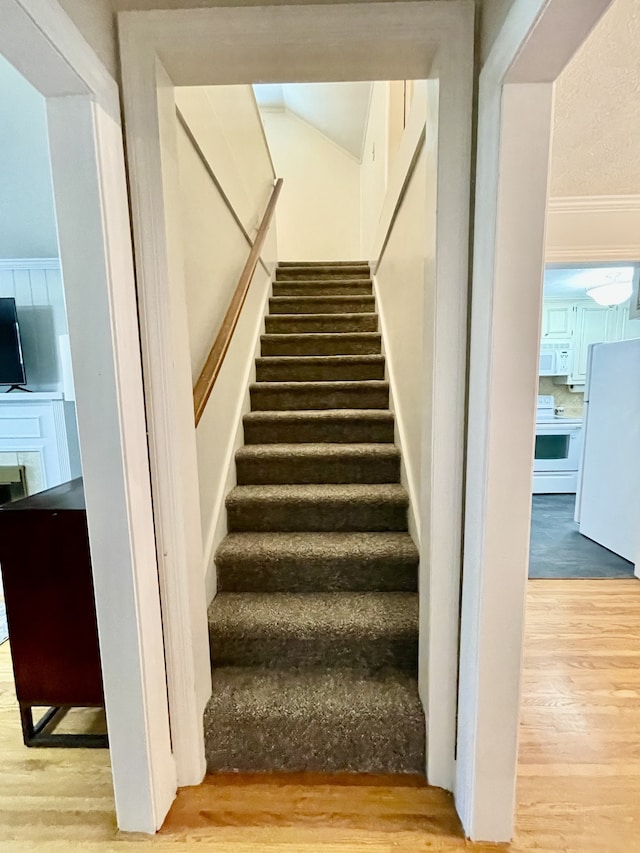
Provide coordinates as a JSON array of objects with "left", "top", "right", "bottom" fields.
[{"left": 1, "top": 578, "right": 640, "bottom": 850}]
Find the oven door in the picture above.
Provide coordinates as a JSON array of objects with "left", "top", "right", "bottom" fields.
[
  {"left": 534, "top": 424, "right": 582, "bottom": 470},
  {"left": 533, "top": 422, "right": 583, "bottom": 493}
]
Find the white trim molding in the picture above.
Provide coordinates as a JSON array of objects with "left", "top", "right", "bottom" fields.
[
  {"left": 0, "top": 257, "right": 59, "bottom": 270},
  {"left": 118, "top": 0, "right": 474, "bottom": 814},
  {"left": 546, "top": 194, "right": 640, "bottom": 263},
  {"left": 548, "top": 194, "right": 640, "bottom": 213},
  {"left": 1, "top": 0, "right": 175, "bottom": 834},
  {"left": 0, "top": 0, "right": 120, "bottom": 119},
  {"left": 458, "top": 0, "right": 615, "bottom": 842}
]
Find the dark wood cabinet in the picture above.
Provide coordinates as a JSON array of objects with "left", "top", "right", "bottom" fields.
[{"left": 0, "top": 478, "right": 107, "bottom": 747}]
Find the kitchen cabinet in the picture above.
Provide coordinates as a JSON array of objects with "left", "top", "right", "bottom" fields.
[
  {"left": 569, "top": 304, "right": 618, "bottom": 384},
  {"left": 541, "top": 298, "right": 636, "bottom": 386},
  {"left": 622, "top": 312, "right": 640, "bottom": 341},
  {"left": 541, "top": 302, "right": 574, "bottom": 339}
]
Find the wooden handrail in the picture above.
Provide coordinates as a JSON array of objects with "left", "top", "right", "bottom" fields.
[
  {"left": 193, "top": 178, "right": 283, "bottom": 426},
  {"left": 374, "top": 126, "right": 425, "bottom": 274}
]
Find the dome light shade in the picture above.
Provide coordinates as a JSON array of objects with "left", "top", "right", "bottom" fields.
[{"left": 586, "top": 280, "right": 633, "bottom": 306}]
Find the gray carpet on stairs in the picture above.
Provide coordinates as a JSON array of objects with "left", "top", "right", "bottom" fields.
[{"left": 205, "top": 261, "right": 424, "bottom": 776}]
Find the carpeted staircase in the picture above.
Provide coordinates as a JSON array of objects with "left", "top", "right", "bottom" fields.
[{"left": 204, "top": 261, "right": 425, "bottom": 775}]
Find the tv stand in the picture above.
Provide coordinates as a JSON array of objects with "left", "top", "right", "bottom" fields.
[{"left": 4, "top": 385, "right": 31, "bottom": 393}]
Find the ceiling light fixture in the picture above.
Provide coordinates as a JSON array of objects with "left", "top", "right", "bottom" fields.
[{"left": 586, "top": 280, "right": 633, "bottom": 307}]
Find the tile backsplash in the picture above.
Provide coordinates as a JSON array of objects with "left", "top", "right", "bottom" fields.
[{"left": 538, "top": 377, "right": 584, "bottom": 418}]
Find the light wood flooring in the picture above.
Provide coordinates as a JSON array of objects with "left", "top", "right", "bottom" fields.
[{"left": 1, "top": 579, "right": 639, "bottom": 851}]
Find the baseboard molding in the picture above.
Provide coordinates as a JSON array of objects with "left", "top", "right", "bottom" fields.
[{"left": 371, "top": 272, "right": 420, "bottom": 546}]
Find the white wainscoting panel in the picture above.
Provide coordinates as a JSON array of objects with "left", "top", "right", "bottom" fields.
[
  {"left": 0, "top": 258, "right": 67, "bottom": 392},
  {"left": 0, "top": 391, "right": 73, "bottom": 492}
]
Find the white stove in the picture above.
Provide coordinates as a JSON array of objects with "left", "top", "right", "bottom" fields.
[{"left": 533, "top": 396, "right": 583, "bottom": 493}]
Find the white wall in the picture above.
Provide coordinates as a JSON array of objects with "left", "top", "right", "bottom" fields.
[
  {"left": 0, "top": 56, "right": 58, "bottom": 259},
  {"left": 175, "top": 89, "right": 276, "bottom": 594},
  {"left": 361, "top": 83, "right": 389, "bottom": 259},
  {"left": 196, "top": 264, "right": 272, "bottom": 600},
  {"left": 260, "top": 109, "right": 361, "bottom": 260},
  {"left": 177, "top": 122, "right": 257, "bottom": 380},
  {"left": 375, "top": 147, "right": 429, "bottom": 524},
  {"left": 176, "top": 86, "right": 274, "bottom": 237}
]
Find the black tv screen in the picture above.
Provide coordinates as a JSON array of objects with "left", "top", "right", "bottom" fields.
[{"left": 0, "top": 298, "right": 27, "bottom": 387}]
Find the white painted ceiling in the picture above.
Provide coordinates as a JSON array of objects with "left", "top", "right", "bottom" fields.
[
  {"left": 551, "top": 0, "right": 640, "bottom": 196},
  {"left": 253, "top": 82, "right": 373, "bottom": 160},
  {"left": 544, "top": 265, "right": 636, "bottom": 299}
]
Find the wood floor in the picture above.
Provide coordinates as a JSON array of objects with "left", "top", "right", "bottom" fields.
[{"left": 1, "top": 579, "right": 639, "bottom": 851}]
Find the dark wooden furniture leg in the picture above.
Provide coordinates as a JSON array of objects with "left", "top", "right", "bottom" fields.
[{"left": 20, "top": 703, "right": 108, "bottom": 748}]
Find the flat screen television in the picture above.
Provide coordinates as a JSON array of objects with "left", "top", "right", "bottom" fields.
[{"left": 0, "top": 298, "right": 27, "bottom": 389}]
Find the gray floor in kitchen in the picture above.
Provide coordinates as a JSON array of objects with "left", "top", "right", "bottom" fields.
[{"left": 529, "top": 494, "right": 635, "bottom": 579}]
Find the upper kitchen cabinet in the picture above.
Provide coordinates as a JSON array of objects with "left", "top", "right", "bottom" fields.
[
  {"left": 542, "top": 264, "right": 640, "bottom": 387},
  {"left": 570, "top": 303, "right": 618, "bottom": 384},
  {"left": 541, "top": 302, "right": 573, "bottom": 339}
]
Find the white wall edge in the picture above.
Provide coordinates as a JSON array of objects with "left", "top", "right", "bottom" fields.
[
  {"left": 282, "top": 107, "right": 363, "bottom": 165},
  {"left": 48, "top": 95, "right": 176, "bottom": 834},
  {"left": 118, "top": 32, "right": 211, "bottom": 792},
  {"left": 371, "top": 97, "right": 428, "bottom": 267},
  {"left": 118, "top": 0, "right": 475, "bottom": 823},
  {"left": 371, "top": 271, "right": 420, "bottom": 544},
  {"left": 200, "top": 266, "right": 274, "bottom": 598},
  {"left": 250, "top": 86, "right": 277, "bottom": 181},
  {"left": 457, "top": 0, "right": 615, "bottom": 842},
  {"left": 1, "top": 0, "right": 177, "bottom": 833},
  {"left": 2, "top": 0, "right": 120, "bottom": 120}
]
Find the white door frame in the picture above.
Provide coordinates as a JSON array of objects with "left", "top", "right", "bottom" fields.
[
  {"left": 118, "top": 0, "right": 473, "bottom": 801},
  {"left": 458, "top": 0, "right": 614, "bottom": 841},
  {"left": 0, "top": 0, "right": 174, "bottom": 833}
]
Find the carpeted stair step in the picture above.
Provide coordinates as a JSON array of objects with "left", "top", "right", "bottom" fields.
[
  {"left": 216, "top": 531, "right": 419, "bottom": 592},
  {"left": 250, "top": 380, "right": 389, "bottom": 411},
  {"left": 243, "top": 409, "right": 395, "bottom": 444},
  {"left": 204, "top": 256, "right": 424, "bottom": 779},
  {"left": 226, "top": 483, "right": 409, "bottom": 532},
  {"left": 208, "top": 592, "right": 419, "bottom": 672},
  {"left": 276, "top": 265, "right": 370, "bottom": 280},
  {"left": 261, "top": 332, "right": 381, "bottom": 357},
  {"left": 265, "top": 313, "right": 378, "bottom": 334},
  {"left": 269, "top": 295, "right": 375, "bottom": 314},
  {"left": 204, "top": 666, "right": 425, "bottom": 773},
  {"left": 278, "top": 260, "right": 369, "bottom": 268},
  {"left": 255, "top": 354, "right": 385, "bottom": 382},
  {"left": 235, "top": 443, "right": 400, "bottom": 485},
  {"left": 273, "top": 280, "right": 373, "bottom": 297}
]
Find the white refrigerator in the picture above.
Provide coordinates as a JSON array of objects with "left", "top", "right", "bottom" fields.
[{"left": 575, "top": 338, "right": 640, "bottom": 570}]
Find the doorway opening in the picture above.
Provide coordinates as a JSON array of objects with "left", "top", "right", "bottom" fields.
[
  {"left": 119, "top": 0, "right": 473, "bottom": 807},
  {"left": 530, "top": 262, "right": 640, "bottom": 580},
  {"left": 512, "top": 2, "right": 640, "bottom": 849}
]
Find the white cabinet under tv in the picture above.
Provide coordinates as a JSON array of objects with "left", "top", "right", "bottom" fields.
[{"left": 0, "top": 392, "right": 81, "bottom": 496}]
